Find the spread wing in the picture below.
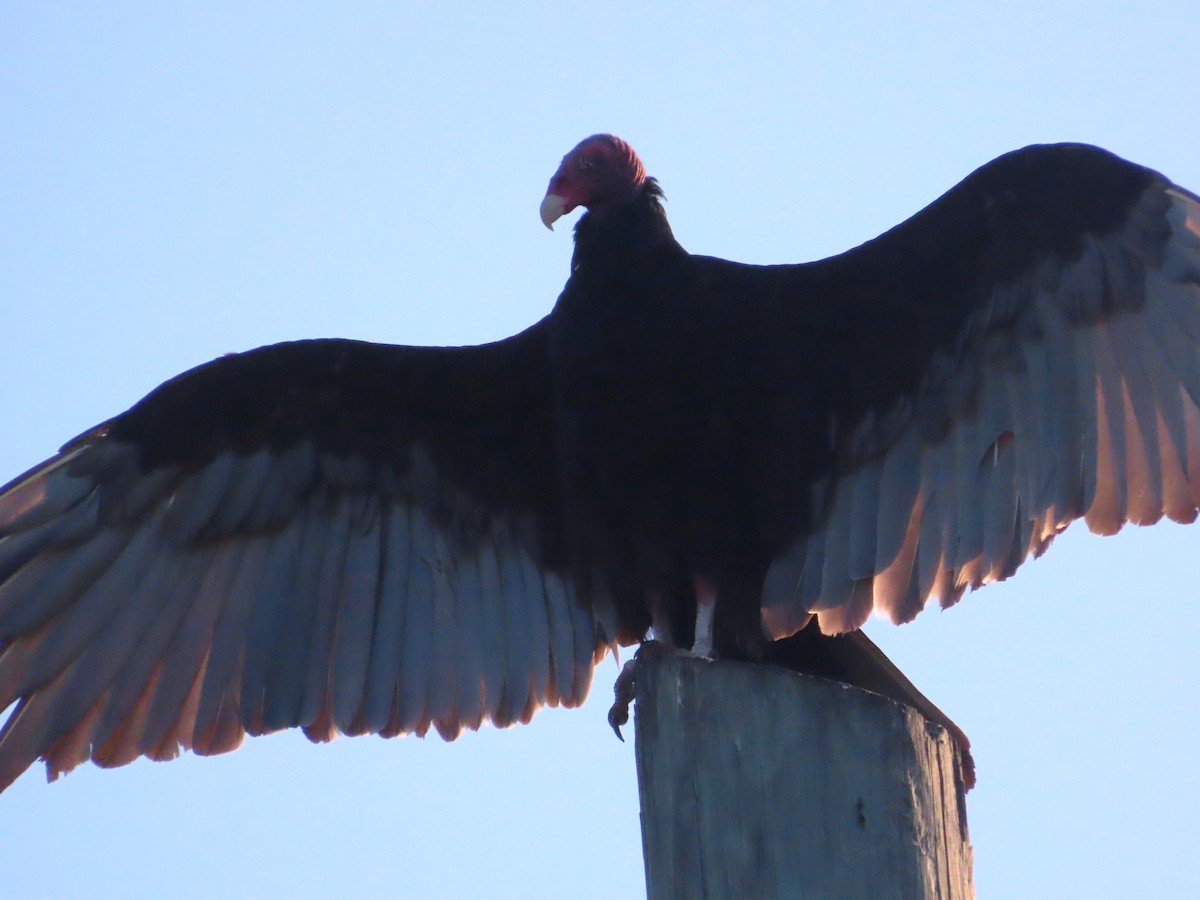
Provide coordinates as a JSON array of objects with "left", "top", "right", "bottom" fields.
[
  {"left": 749, "top": 144, "right": 1200, "bottom": 634},
  {"left": 0, "top": 322, "right": 617, "bottom": 790}
]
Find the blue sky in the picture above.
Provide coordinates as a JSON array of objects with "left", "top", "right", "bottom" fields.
[{"left": 2, "top": 3, "right": 1199, "bottom": 897}]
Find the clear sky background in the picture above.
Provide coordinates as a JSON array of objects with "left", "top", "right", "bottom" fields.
[{"left": 2, "top": 3, "right": 1199, "bottom": 898}]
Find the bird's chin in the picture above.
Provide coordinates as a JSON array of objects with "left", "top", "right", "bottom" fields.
[{"left": 539, "top": 192, "right": 568, "bottom": 230}]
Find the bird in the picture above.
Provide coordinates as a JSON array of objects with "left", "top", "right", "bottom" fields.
[{"left": 0, "top": 134, "right": 1197, "bottom": 794}]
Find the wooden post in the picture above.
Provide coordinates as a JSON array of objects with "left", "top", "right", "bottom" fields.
[{"left": 634, "top": 655, "right": 973, "bottom": 899}]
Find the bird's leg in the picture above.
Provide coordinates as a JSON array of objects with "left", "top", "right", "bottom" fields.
[
  {"left": 690, "top": 575, "right": 717, "bottom": 657},
  {"left": 607, "top": 578, "right": 718, "bottom": 740}
]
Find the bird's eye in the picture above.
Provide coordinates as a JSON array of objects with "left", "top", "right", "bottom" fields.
[{"left": 578, "top": 155, "right": 601, "bottom": 171}]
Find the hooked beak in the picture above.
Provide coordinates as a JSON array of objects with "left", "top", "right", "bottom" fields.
[{"left": 539, "top": 192, "right": 568, "bottom": 230}]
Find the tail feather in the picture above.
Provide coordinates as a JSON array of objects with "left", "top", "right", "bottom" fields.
[{"left": 759, "top": 621, "right": 976, "bottom": 790}]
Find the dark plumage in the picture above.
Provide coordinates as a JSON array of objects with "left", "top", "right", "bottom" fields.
[{"left": 1, "top": 134, "right": 1198, "bottom": 791}]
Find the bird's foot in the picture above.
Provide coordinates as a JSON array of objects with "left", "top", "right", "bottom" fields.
[
  {"left": 607, "top": 657, "right": 640, "bottom": 742},
  {"left": 607, "top": 640, "right": 692, "bottom": 741},
  {"left": 608, "top": 577, "right": 720, "bottom": 740}
]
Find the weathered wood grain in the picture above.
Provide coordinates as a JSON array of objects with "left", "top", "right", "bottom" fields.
[{"left": 635, "top": 655, "right": 973, "bottom": 899}]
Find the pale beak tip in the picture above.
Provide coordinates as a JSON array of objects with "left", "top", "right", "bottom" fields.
[{"left": 539, "top": 193, "right": 567, "bottom": 230}]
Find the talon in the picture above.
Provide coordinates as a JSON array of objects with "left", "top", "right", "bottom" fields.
[{"left": 608, "top": 710, "right": 626, "bottom": 741}]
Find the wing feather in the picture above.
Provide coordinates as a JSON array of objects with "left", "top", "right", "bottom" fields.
[
  {"left": 1108, "top": 316, "right": 1164, "bottom": 523},
  {"left": 193, "top": 534, "right": 275, "bottom": 751},
  {"left": 518, "top": 551, "right": 552, "bottom": 721},
  {"left": 162, "top": 454, "right": 238, "bottom": 543},
  {"left": 1038, "top": 298, "right": 1083, "bottom": 524},
  {"left": 85, "top": 546, "right": 212, "bottom": 755},
  {"left": 872, "top": 427, "right": 921, "bottom": 574},
  {"left": 329, "top": 504, "right": 384, "bottom": 733},
  {"left": 208, "top": 450, "right": 273, "bottom": 533},
  {"left": 0, "top": 524, "right": 124, "bottom": 646},
  {"left": 950, "top": 409, "right": 986, "bottom": 577},
  {"left": 496, "top": 533, "right": 532, "bottom": 728},
  {"left": 397, "top": 504, "right": 436, "bottom": 735},
  {"left": 798, "top": 527, "right": 826, "bottom": 610},
  {"left": 764, "top": 153, "right": 1200, "bottom": 634},
  {"left": 426, "top": 525, "right": 460, "bottom": 738},
  {"left": 449, "top": 543, "right": 486, "bottom": 733},
  {"left": 297, "top": 494, "right": 357, "bottom": 735},
  {"left": 43, "top": 542, "right": 191, "bottom": 751},
  {"left": 101, "top": 547, "right": 219, "bottom": 764},
  {"left": 1088, "top": 326, "right": 1130, "bottom": 533},
  {"left": 252, "top": 503, "right": 329, "bottom": 732},
  {"left": 358, "top": 502, "right": 411, "bottom": 735},
  {"left": 979, "top": 388, "right": 1018, "bottom": 582},
  {"left": 476, "top": 529, "right": 510, "bottom": 722},
  {"left": 541, "top": 571, "right": 575, "bottom": 705},
  {"left": 3, "top": 524, "right": 161, "bottom": 701},
  {"left": 812, "top": 475, "right": 856, "bottom": 612},
  {"left": 0, "top": 329, "right": 615, "bottom": 790}
]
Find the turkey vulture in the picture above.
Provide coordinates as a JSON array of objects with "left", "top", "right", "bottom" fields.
[{"left": 0, "top": 134, "right": 1198, "bottom": 792}]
